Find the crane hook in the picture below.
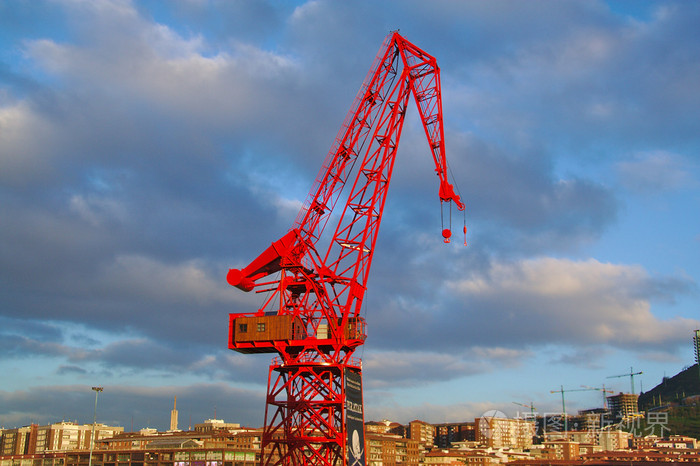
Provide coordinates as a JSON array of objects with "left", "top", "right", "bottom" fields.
[{"left": 442, "top": 228, "right": 452, "bottom": 243}]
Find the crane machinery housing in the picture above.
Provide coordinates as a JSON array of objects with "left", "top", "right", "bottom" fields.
[{"left": 226, "top": 31, "right": 465, "bottom": 466}]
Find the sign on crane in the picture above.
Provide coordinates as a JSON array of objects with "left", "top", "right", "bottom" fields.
[{"left": 226, "top": 31, "right": 465, "bottom": 466}]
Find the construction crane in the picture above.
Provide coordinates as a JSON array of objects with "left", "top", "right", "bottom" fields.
[
  {"left": 226, "top": 31, "right": 465, "bottom": 466},
  {"left": 581, "top": 384, "right": 614, "bottom": 410},
  {"left": 607, "top": 366, "right": 643, "bottom": 395},
  {"left": 549, "top": 386, "right": 598, "bottom": 432},
  {"left": 512, "top": 401, "right": 536, "bottom": 419}
]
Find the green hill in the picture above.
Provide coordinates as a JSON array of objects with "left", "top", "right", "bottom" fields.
[
  {"left": 635, "top": 364, "right": 700, "bottom": 438},
  {"left": 638, "top": 363, "right": 700, "bottom": 411}
]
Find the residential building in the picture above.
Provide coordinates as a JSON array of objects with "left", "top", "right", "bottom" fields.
[
  {"left": 655, "top": 435, "right": 698, "bottom": 449},
  {"left": 432, "top": 422, "right": 474, "bottom": 448},
  {"left": 426, "top": 447, "right": 530, "bottom": 465},
  {"left": 407, "top": 419, "right": 434, "bottom": 460},
  {"left": 632, "top": 434, "right": 697, "bottom": 450},
  {"left": 542, "top": 439, "right": 581, "bottom": 461},
  {"left": 0, "top": 422, "right": 124, "bottom": 455},
  {"left": 365, "top": 432, "right": 419, "bottom": 466},
  {"left": 423, "top": 448, "right": 469, "bottom": 466},
  {"left": 474, "top": 415, "right": 534, "bottom": 449},
  {"left": 599, "top": 429, "right": 632, "bottom": 450},
  {"left": 545, "top": 428, "right": 631, "bottom": 451},
  {"left": 407, "top": 420, "right": 434, "bottom": 448},
  {"left": 583, "top": 448, "right": 700, "bottom": 463},
  {"left": 0, "top": 425, "right": 35, "bottom": 456}
]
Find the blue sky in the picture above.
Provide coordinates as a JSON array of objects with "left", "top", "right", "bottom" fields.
[{"left": 1, "top": 0, "right": 699, "bottom": 431}]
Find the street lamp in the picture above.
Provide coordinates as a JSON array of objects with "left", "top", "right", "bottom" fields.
[{"left": 88, "top": 386, "right": 103, "bottom": 466}]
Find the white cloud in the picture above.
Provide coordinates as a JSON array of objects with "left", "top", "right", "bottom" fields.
[
  {"left": 448, "top": 257, "right": 698, "bottom": 349},
  {"left": 0, "top": 102, "right": 59, "bottom": 185},
  {"left": 23, "top": 2, "right": 299, "bottom": 133}
]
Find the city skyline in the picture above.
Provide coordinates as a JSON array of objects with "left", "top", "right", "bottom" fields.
[
  {"left": 2, "top": 1, "right": 700, "bottom": 432},
  {"left": 0, "top": 394, "right": 654, "bottom": 432}
]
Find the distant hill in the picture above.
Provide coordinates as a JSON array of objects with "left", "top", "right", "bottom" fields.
[
  {"left": 634, "top": 364, "right": 700, "bottom": 439},
  {"left": 638, "top": 363, "right": 700, "bottom": 411}
]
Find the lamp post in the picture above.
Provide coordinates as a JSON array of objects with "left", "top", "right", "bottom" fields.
[{"left": 88, "top": 386, "right": 103, "bottom": 466}]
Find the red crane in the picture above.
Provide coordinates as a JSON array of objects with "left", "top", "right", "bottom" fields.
[{"left": 226, "top": 31, "right": 465, "bottom": 466}]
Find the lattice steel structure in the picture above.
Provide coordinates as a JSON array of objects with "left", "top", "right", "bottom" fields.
[{"left": 226, "top": 32, "right": 465, "bottom": 466}]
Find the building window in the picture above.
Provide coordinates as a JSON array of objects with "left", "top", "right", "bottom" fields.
[
  {"left": 239, "top": 324, "right": 248, "bottom": 333},
  {"left": 257, "top": 323, "right": 266, "bottom": 332}
]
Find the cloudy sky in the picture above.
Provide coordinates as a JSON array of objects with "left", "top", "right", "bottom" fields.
[{"left": 1, "top": 0, "right": 699, "bottom": 432}]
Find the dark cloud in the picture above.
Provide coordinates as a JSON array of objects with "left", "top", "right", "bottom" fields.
[
  {"left": 0, "top": 335, "right": 66, "bottom": 358},
  {"left": 550, "top": 347, "right": 611, "bottom": 369},
  {"left": 57, "top": 365, "right": 88, "bottom": 375},
  {"left": 0, "top": 317, "right": 63, "bottom": 342},
  {"left": 136, "top": 0, "right": 289, "bottom": 47},
  {"left": 449, "top": 135, "right": 617, "bottom": 253}
]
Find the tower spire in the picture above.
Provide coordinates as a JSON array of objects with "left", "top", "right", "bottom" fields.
[{"left": 169, "top": 396, "right": 179, "bottom": 431}]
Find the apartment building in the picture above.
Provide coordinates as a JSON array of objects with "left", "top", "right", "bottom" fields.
[
  {"left": 632, "top": 434, "right": 698, "bottom": 450},
  {"left": 1, "top": 426, "right": 264, "bottom": 466},
  {"left": 406, "top": 420, "right": 434, "bottom": 461},
  {"left": 0, "top": 422, "right": 124, "bottom": 455},
  {"left": 0, "top": 425, "right": 34, "bottom": 456},
  {"left": 365, "top": 432, "right": 419, "bottom": 466},
  {"left": 474, "top": 415, "right": 534, "bottom": 449},
  {"left": 544, "top": 428, "right": 631, "bottom": 451},
  {"left": 423, "top": 448, "right": 469, "bottom": 466},
  {"left": 432, "top": 422, "right": 474, "bottom": 448},
  {"left": 541, "top": 439, "right": 581, "bottom": 461}
]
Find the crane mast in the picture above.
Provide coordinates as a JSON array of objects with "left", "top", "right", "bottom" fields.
[{"left": 226, "top": 32, "right": 465, "bottom": 466}]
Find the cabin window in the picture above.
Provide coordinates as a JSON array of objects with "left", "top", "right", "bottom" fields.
[
  {"left": 257, "top": 323, "right": 266, "bottom": 332},
  {"left": 239, "top": 324, "right": 248, "bottom": 333}
]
